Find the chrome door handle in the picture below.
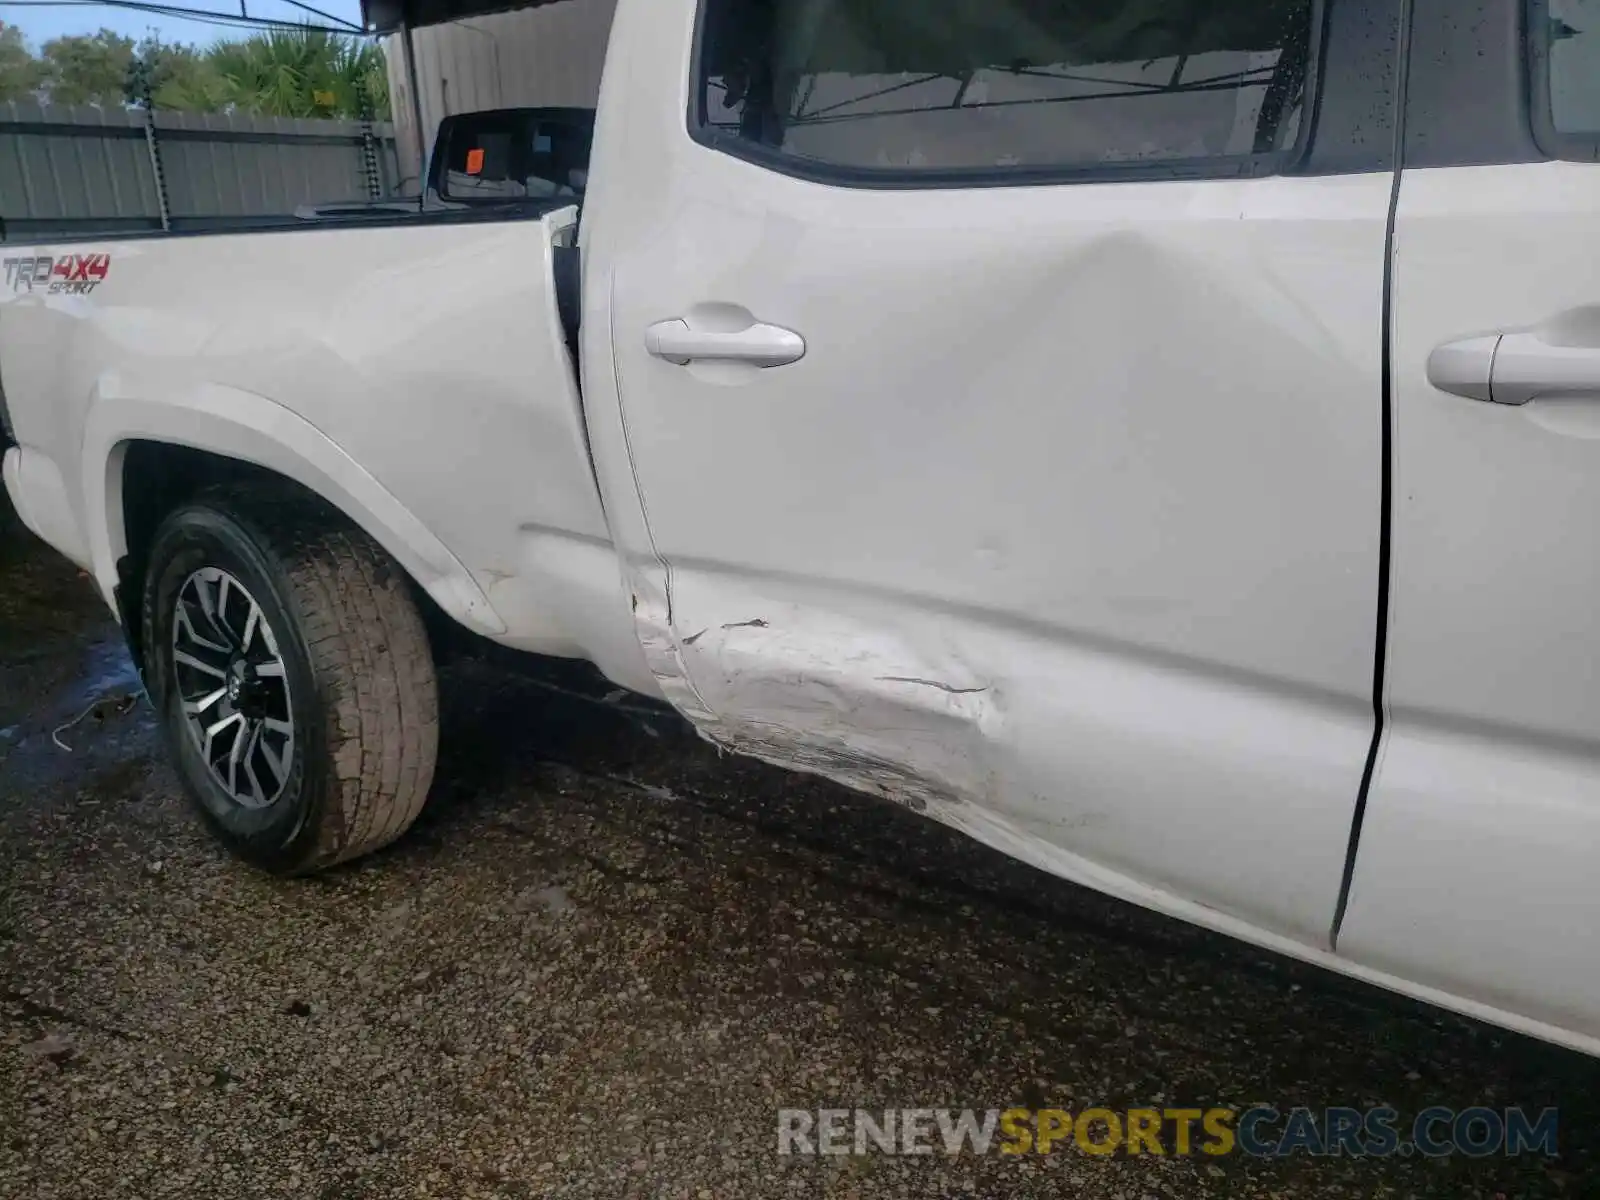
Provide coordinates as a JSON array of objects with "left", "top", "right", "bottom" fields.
[
  {"left": 1430, "top": 309, "right": 1600, "bottom": 406},
  {"left": 645, "top": 318, "right": 805, "bottom": 367}
]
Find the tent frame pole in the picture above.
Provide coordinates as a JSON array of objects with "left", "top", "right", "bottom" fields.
[{"left": 403, "top": 20, "right": 428, "bottom": 190}]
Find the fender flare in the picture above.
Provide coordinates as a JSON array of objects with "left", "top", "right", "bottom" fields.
[{"left": 81, "top": 379, "right": 508, "bottom": 636}]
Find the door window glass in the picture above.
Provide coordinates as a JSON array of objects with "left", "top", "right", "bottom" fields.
[
  {"left": 695, "top": 0, "right": 1318, "bottom": 179},
  {"left": 1542, "top": 0, "right": 1600, "bottom": 138}
]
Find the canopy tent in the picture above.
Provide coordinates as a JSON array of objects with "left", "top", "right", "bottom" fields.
[
  {"left": 365, "top": 0, "right": 1312, "bottom": 174},
  {"left": 361, "top": 0, "right": 559, "bottom": 32},
  {"left": 360, "top": 0, "right": 1310, "bottom": 67}
]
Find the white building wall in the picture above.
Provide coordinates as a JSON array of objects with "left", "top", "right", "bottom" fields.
[{"left": 384, "top": 0, "right": 617, "bottom": 189}]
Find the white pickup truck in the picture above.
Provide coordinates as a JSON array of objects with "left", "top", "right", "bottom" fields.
[{"left": 5, "top": 0, "right": 1600, "bottom": 1056}]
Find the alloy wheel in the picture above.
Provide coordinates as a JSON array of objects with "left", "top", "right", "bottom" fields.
[{"left": 169, "top": 567, "right": 295, "bottom": 808}]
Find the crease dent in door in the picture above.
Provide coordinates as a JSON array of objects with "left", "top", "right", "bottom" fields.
[
  {"left": 631, "top": 564, "right": 719, "bottom": 724},
  {"left": 605, "top": 271, "right": 718, "bottom": 726}
]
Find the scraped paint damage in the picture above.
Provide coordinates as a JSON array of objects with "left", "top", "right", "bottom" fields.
[
  {"left": 625, "top": 572, "right": 1377, "bottom": 950},
  {"left": 628, "top": 571, "right": 717, "bottom": 724},
  {"left": 877, "top": 676, "right": 989, "bottom": 695},
  {"left": 640, "top": 606, "right": 999, "bottom": 818}
]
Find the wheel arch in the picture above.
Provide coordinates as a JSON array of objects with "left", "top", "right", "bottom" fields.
[{"left": 86, "top": 383, "right": 507, "bottom": 670}]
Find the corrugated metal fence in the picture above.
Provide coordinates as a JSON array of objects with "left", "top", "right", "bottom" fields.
[{"left": 0, "top": 101, "right": 402, "bottom": 242}]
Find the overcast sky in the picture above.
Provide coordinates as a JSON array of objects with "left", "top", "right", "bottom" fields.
[{"left": 1, "top": 0, "right": 367, "bottom": 48}]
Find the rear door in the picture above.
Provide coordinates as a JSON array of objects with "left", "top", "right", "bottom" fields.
[
  {"left": 1339, "top": 0, "right": 1600, "bottom": 1044},
  {"left": 594, "top": 0, "right": 1400, "bottom": 948}
]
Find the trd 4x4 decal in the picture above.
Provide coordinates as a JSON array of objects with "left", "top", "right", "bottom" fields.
[{"left": 3, "top": 253, "right": 111, "bottom": 295}]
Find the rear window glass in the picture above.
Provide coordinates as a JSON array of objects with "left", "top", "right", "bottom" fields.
[{"left": 438, "top": 116, "right": 592, "bottom": 201}]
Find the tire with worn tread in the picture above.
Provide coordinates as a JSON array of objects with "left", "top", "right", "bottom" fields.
[{"left": 141, "top": 486, "right": 438, "bottom": 873}]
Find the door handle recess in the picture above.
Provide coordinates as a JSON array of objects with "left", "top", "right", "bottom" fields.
[
  {"left": 1430, "top": 310, "right": 1600, "bottom": 406},
  {"left": 645, "top": 318, "right": 805, "bottom": 368}
]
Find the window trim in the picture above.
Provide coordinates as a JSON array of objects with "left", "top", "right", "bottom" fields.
[
  {"left": 1527, "top": 0, "right": 1600, "bottom": 162},
  {"left": 684, "top": 0, "right": 1329, "bottom": 188}
]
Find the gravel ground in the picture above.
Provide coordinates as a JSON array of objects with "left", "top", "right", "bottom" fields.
[{"left": 3, "top": 494, "right": 1599, "bottom": 1199}]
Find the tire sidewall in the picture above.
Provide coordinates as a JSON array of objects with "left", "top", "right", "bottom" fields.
[{"left": 142, "top": 503, "right": 330, "bottom": 872}]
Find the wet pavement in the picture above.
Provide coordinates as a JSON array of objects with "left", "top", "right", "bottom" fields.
[{"left": 3, "top": 492, "right": 1599, "bottom": 1199}]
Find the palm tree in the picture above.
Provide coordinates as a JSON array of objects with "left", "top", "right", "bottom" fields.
[
  {"left": 205, "top": 31, "right": 389, "bottom": 120},
  {"left": 133, "top": 37, "right": 231, "bottom": 112}
]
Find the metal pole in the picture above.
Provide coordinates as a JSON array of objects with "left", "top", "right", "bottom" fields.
[
  {"left": 402, "top": 23, "right": 428, "bottom": 192},
  {"left": 357, "top": 71, "right": 383, "bottom": 200},
  {"left": 142, "top": 114, "right": 170, "bottom": 233},
  {"left": 130, "top": 58, "right": 171, "bottom": 233}
]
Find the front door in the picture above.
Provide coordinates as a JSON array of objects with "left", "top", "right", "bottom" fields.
[
  {"left": 1339, "top": 0, "right": 1600, "bottom": 1045},
  {"left": 598, "top": 0, "right": 1397, "bottom": 948}
]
